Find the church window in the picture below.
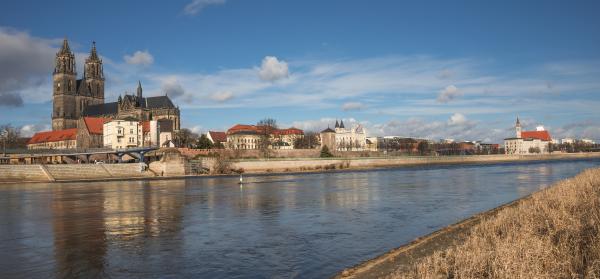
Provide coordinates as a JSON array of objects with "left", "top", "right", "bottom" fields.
[
  {"left": 68, "top": 80, "right": 72, "bottom": 91},
  {"left": 57, "top": 82, "right": 61, "bottom": 91}
]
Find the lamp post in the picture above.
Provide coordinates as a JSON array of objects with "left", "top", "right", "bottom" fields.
[{"left": 0, "top": 129, "right": 7, "bottom": 156}]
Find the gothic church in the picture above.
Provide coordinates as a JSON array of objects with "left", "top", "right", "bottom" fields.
[{"left": 51, "top": 39, "right": 181, "bottom": 131}]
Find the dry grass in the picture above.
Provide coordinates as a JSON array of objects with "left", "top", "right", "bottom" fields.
[{"left": 393, "top": 168, "right": 600, "bottom": 279}]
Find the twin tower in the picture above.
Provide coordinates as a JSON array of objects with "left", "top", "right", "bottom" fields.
[{"left": 52, "top": 39, "right": 105, "bottom": 130}]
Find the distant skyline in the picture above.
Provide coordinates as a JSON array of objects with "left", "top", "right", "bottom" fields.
[{"left": 1, "top": 0, "right": 600, "bottom": 142}]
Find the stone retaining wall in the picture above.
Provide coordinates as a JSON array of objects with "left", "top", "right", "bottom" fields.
[{"left": 0, "top": 163, "right": 154, "bottom": 182}]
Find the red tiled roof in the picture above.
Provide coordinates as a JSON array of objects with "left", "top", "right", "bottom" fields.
[
  {"left": 208, "top": 131, "right": 227, "bottom": 142},
  {"left": 28, "top": 129, "right": 77, "bottom": 144},
  {"left": 83, "top": 117, "right": 110, "bottom": 135},
  {"left": 227, "top": 124, "right": 258, "bottom": 134},
  {"left": 226, "top": 124, "right": 303, "bottom": 136},
  {"left": 273, "top": 128, "right": 304, "bottom": 136},
  {"left": 142, "top": 121, "right": 151, "bottom": 133},
  {"left": 522, "top": 130, "right": 551, "bottom": 141}
]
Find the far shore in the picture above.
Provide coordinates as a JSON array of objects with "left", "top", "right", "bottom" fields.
[{"left": 1, "top": 152, "right": 599, "bottom": 184}]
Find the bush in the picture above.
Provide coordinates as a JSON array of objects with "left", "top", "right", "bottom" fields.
[{"left": 320, "top": 145, "right": 334, "bottom": 158}]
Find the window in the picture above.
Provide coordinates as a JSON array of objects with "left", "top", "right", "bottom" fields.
[{"left": 130, "top": 129, "right": 134, "bottom": 134}]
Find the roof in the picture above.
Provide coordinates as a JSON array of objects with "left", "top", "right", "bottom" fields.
[
  {"left": 82, "top": 102, "right": 118, "bottom": 116},
  {"left": 273, "top": 128, "right": 304, "bottom": 136},
  {"left": 522, "top": 130, "right": 551, "bottom": 141},
  {"left": 321, "top": 127, "right": 336, "bottom": 133},
  {"left": 208, "top": 131, "right": 227, "bottom": 143},
  {"left": 227, "top": 124, "right": 303, "bottom": 136},
  {"left": 28, "top": 129, "right": 77, "bottom": 145},
  {"left": 142, "top": 121, "right": 151, "bottom": 133},
  {"left": 83, "top": 117, "right": 109, "bottom": 135},
  {"left": 81, "top": 95, "right": 177, "bottom": 117}
]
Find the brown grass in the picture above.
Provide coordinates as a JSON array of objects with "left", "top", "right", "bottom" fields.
[{"left": 393, "top": 168, "right": 600, "bottom": 279}]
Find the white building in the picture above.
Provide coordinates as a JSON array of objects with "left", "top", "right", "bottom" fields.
[
  {"left": 334, "top": 120, "right": 367, "bottom": 151},
  {"left": 103, "top": 119, "right": 174, "bottom": 149},
  {"left": 103, "top": 119, "right": 142, "bottom": 149},
  {"left": 504, "top": 117, "right": 552, "bottom": 155},
  {"left": 562, "top": 138, "right": 575, "bottom": 144}
]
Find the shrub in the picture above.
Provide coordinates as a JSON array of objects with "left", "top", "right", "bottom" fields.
[{"left": 320, "top": 145, "right": 334, "bottom": 158}]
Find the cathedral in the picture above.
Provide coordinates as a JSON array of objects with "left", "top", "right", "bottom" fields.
[{"left": 51, "top": 39, "right": 180, "bottom": 131}]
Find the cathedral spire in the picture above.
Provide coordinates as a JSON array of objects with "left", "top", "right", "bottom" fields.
[
  {"left": 137, "top": 80, "right": 143, "bottom": 98},
  {"left": 335, "top": 120, "right": 339, "bottom": 128},
  {"left": 89, "top": 41, "right": 99, "bottom": 61},
  {"left": 59, "top": 37, "right": 72, "bottom": 55}
]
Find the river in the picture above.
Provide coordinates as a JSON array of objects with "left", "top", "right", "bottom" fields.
[{"left": 1, "top": 159, "right": 599, "bottom": 278}]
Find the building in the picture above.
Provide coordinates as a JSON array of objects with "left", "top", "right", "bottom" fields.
[
  {"left": 103, "top": 119, "right": 143, "bottom": 149},
  {"left": 562, "top": 138, "right": 575, "bottom": 144},
  {"left": 319, "top": 127, "right": 336, "bottom": 150},
  {"left": 27, "top": 129, "right": 78, "bottom": 150},
  {"left": 334, "top": 120, "right": 367, "bottom": 151},
  {"left": 103, "top": 118, "right": 174, "bottom": 149},
  {"left": 29, "top": 38, "right": 181, "bottom": 149},
  {"left": 225, "top": 124, "right": 304, "bottom": 150},
  {"left": 207, "top": 131, "right": 227, "bottom": 146},
  {"left": 52, "top": 39, "right": 180, "bottom": 132},
  {"left": 504, "top": 117, "right": 552, "bottom": 154}
]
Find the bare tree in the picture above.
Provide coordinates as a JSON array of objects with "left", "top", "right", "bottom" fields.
[
  {"left": 174, "top": 128, "right": 198, "bottom": 148},
  {"left": 294, "top": 131, "right": 319, "bottom": 149},
  {"left": 257, "top": 118, "right": 277, "bottom": 158},
  {"left": 0, "top": 124, "right": 22, "bottom": 151}
]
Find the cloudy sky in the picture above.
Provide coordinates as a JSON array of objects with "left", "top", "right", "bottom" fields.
[{"left": 1, "top": 0, "right": 600, "bottom": 142}]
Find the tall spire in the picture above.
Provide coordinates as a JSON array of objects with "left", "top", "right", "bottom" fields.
[
  {"left": 335, "top": 120, "right": 339, "bottom": 128},
  {"left": 340, "top": 120, "right": 345, "bottom": 128},
  {"left": 137, "top": 80, "right": 143, "bottom": 98},
  {"left": 59, "top": 37, "right": 71, "bottom": 55},
  {"left": 516, "top": 116, "right": 521, "bottom": 126},
  {"left": 89, "top": 41, "right": 99, "bottom": 60}
]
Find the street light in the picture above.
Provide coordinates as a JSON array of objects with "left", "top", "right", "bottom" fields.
[{"left": 0, "top": 129, "right": 7, "bottom": 156}]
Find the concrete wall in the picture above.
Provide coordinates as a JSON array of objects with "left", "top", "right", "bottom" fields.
[
  {"left": 0, "top": 165, "right": 50, "bottom": 182},
  {"left": 0, "top": 163, "right": 154, "bottom": 182}
]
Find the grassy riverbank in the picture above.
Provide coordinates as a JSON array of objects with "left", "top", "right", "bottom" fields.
[{"left": 339, "top": 167, "right": 600, "bottom": 278}]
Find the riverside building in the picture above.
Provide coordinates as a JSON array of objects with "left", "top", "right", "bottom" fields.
[{"left": 504, "top": 117, "right": 552, "bottom": 155}]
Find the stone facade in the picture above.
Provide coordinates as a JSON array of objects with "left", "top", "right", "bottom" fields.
[
  {"left": 51, "top": 39, "right": 180, "bottom": 133},
  {"left": 52, "top": 40, "right": 104, "bottom": 130}
]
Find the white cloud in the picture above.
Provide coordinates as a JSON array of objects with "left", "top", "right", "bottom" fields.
[
  {"left": 20, "top": 123, "right": 51, "bottom": 137},
  {"left": 448, "top": 113, "right": 468, "bottom": 125},
  {"left": 160, "top": 77, "right": 185, "bottom": 98},
  {"left": 258, "top": 56, "right": 289, "bottom": 81},
  {"left": 124, "top": 50, "right": 154, "bottom": 66},
  {"left": 210, "top": 91, "right": 234, "bottom": 102},
  {"left": 341, "top": 102, "right": 365, "bottom": 111},
  {"left": 437, "top": 85, "right": 461, "bottom": 103},
  {"left": 183, "top": 0, "right": 226, "bottom": 15}
]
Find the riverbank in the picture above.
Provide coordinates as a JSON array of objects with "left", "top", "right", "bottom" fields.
[
  {"left": 336, "top": 167, "right": 600, "bottom": 279},
  {"left": 1, "top": 152, "right": 600, "bottom": 183},
  {"left": 225, "top": 152, "right": 600, "bottom": 174}
]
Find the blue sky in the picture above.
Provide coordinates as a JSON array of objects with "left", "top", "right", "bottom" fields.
[{"left": 1, "top": 0, "right": 600, "bottom": 142}]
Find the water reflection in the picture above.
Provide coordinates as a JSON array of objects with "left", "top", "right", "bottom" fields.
[{"left": 0, "top": 159, "right": 598, "bottom": 278}]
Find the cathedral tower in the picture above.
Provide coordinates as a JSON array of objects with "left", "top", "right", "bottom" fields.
[
  {"left": 52, "top": 38, "right": 78, "bottom": 130},
  {"left": 83, "top": 42, "right": 104, "bottom": 103},
  {"left": 75, "top": 42, "right": 105, "bottom": 117}
]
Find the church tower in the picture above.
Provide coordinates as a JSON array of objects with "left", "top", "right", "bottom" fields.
[
  {"left": 82, "top": 42, "right": 105, "bottom": 104},
  {"left": 52, "top": 38, "right": 78, "bottom": 130},
  {"left": 516, "top": 117, "right": 522, "bottom": 138}
]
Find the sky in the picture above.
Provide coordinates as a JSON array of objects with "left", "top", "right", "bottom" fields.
[{"left": 1, "top": 0, "right": 600, "bottom": 143}]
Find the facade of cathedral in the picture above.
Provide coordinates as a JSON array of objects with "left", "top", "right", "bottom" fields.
[{"left": 51, "top": 39, "right": 180, "bottom": 132}]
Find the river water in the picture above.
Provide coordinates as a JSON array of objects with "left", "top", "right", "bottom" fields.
[{"left": 1, "top": 159, "right": 599, "bottom": 278}]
